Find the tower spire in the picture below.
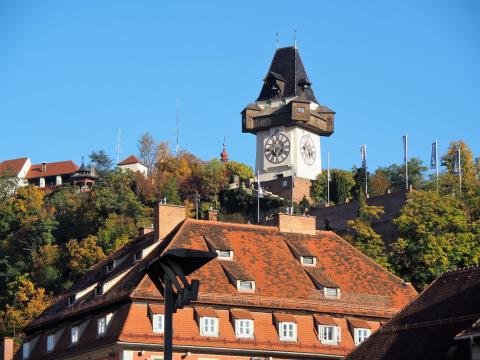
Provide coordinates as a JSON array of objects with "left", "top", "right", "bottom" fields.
[
  {"left": 293, "top": 30, "right": 297, "bottom": 49},
  {"left": 220, "top": 136, "right": 228, "bottom": 163}
]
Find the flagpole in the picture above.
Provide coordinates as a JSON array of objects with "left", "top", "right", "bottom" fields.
[
  {"left": 327, "top": 152, "right": 330, "bottom": 205},
  {"left": 257, "top": 170, "right": 260, "bottom": 223},
  {"left": 364, "top": 144, "right": 368, "bottom": 196},
  {"left": 435, "top": 140, "right": 439, "bottom": 193},
  {"left": 404, "top": 134, "right": 409, "bottom": 191},
  {"left": 291, "top": 166, "right": 295, "bottom": 214},
  {"left": 458, "top": 144, "right": 462, "bottom": 194}
]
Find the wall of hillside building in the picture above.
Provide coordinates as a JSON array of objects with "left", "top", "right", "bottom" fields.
[{"left": 258, "top": 176, "right": 313, "bottom": 203}]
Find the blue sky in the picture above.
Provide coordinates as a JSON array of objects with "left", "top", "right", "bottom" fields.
[{"left": 0, "top": 0, "right": 479, "bottom": 173}]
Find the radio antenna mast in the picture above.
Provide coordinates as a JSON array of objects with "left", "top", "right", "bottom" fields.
[{"left": 115, "top": 128, "right": 122, "bottom": 164}]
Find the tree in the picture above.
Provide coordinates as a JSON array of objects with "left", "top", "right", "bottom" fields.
[
  {"left": 310, "top": 172, "right": 328, "bottom": 206},
  {"left": 96, "top": 214, "right": 137, "bottom": 255},
  {"left": 391, "top": 190, "right": 480, "bottom": 289},
  {"left": 225, "top": 161, "right": 254, "bottom": 182},
  {"left": 345, "top": 195, "right": 390, "bottom": 269},
  {"left": 67, "top": 236, "right": 106, "bottom": 277},
  {"left": 89, "top": 150, "right": 113, "bottom": 174},
  {"left": 369, "top": 169, "right": 391, "bottom": 196},
  {"left": 330, "top": 169, "right": 355, "bottom": 204},
  {"left": 138, "top": 133, "right": 157, "bottom": 175},
  {"left": 0, "top": 275, "right": 51, "bottom": 336},
  {"left": 441, "top": 141, "right": 477, "bottom": 190},
  {"left": 378, "top": 158, "right": 427, "bottom": 191},
  {"left": 0, "top": 176, "right": 18, "bottom": 201}
]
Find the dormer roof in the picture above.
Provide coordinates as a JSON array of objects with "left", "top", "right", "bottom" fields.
[{"left": 257, "top": 46, "right": 318, "bottom": 103}]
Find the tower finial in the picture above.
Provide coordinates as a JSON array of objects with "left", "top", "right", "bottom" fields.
[
  {"left": 276, "top": 32, "right": 279, "bottom": 49},
  {"left": 220, "top": 136, "right": 228, "bottom": 163},
  {"left": 294, "top": 29, "right": 297, "bottom": 48}
]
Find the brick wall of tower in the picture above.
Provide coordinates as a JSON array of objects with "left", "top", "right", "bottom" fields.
[{"left": 259, "top": 176, "right": 312, "bottom": 204}]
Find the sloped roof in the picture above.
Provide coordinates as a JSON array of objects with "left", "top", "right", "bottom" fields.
[
  {"left": 25, "top": 218, "right": 417, "bottom": 358},
  {"left": 118, "top": 155, "right": 144, "bottom": 166},
  {"left": 0, "top": 157, "right": 29, "bottom": 176},
  {"left": 344, "top": 266, "right": 480, "bottom": 360},
  {"left": 257, "top": 46, "right": 318, "bottom": 103},
  {"left": 26, "top": 161, "right": 78, "bottom": 179}
]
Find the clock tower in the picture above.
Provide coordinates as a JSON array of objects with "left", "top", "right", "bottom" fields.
[{"left": 241, "top": 46, "right": 335, "bottom": 202}]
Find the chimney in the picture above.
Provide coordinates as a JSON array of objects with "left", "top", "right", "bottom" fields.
[
  {"left": 274, "top": 213, "right": 317, "bottom": 235},
  {"left": 154, "top": 204, "right": 186, "bottom": 241},
  {"left": 41, "top": 162, "right": 47, "bottom": 173},
  {"left": 138, "top": 227, "right": 154, "bottom": 237},
  {"left": 2, "top": 338, "right": 13, "bottom": 360},
  {"left": 207, "top": 209, "right": 218, "bottom": 221}
]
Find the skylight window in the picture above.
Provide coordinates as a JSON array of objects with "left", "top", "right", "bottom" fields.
[
  {"left": 301, "top": 256, "right": 316, "bottom": 266},
  {"left": 97, "top": 317, "right": 106, "bottom": 336},
  {"left": 216, "top": 249, "right": 233, "bottom": 260},
  {"left": 106, "top": 261, "right": 115, "bottom": 273},
  {"left": 324, "top": 287, "right": 340, "bottom": 299},
  {"left": 237, "top": 280, "right": 255, "bottom": 292}
]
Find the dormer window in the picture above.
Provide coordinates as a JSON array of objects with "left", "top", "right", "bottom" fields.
[
  {"left": 216, "top": 250, "right": 233, "bottom": 260},
  {"left": 71, "top": 326, "right": 79, "bottom": 344},
  {"left": 22, "top": 342, "right": 30, "bottom": 359},
  {"left": 296, "top": 106, "right": 305, "bottom": 113},
  {"left": 67, "top": 294, "right": 76, "bottom": 306},
  {"left": 279, "top": 322, "right": 297, "bottom": 341},
  {"left": 265, "top": 100, "right": 271, "bottom": 108},
  {"left": 152, "top": 313, "right": 164, "bottom": 333},
  {"left": 46, "top": 335, "right": 55, "bottom": 352},
  {"left": 301, "top": 256, "right": 316, "bottom": 266},
  {"left": 200, "top": 317, "right": 219, "bottom": 337},
  {"left": 95, "top": 285, "right": 104, "bottom": 297},
  {"left": 106, "top": 261, "right": 115, "bottom": 273},
  {"left": 324, "top": 287, "right": 340, "bottom": 299},
  {"left": 235, "top": 319, "right": 254, "bottom": 339},
  {"left": 97, "top": 317, "right": 106, "bottom": 335},
  {"left": 237, "top": 280, "right": 255, "bottom": 292},
  {"left": 134, "top": 250, "right": 143, "bottom": 262},
  {"left": 354, "top": 328, "right": 371, "bottom": 345},
  {"left": 319, "top": 324, "right": 341, "bottom": 344}
]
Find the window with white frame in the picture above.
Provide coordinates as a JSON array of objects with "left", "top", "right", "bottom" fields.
[
  {"left": 22, "top": 342, "right": 30, "bottom": 359},
  {"left": 301, "top": 256, "right": 316, "bottom": 266},
  {"left": 71, "top": 326, "right": 79, "bottom": 344},
  {"left": 200, "top": 317, "right": 219, "bottom": 337},
  {"left": 152, "top": 313, "right": 164, "bottom": 333},
  {"left": 318, "top": 325, "right": 341, "bottom": 344},
  {"left": 235, "top": 319, "right": 254, "bottom": 338},
  {"left": 216, "top": 250, "right": 233, "bottom": 260},
  {"left": 97, "top": 317, "right": 106, "bottom": 335},
  {"left": 354, "top": 328, "right": 371, "bottom": 345},
  {"left": 279, "top": 322, "right": 297, "bottom": 341},
  {"left": 46, "top": 335, "right": 55, "bottom": 352},
  {"left": 324, "top": 287, "right": 340, "bottom": 299},
  {"left": 237, "top": 280, "right": 255, "bottom": 292}
]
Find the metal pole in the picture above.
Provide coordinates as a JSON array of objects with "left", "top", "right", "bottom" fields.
[
  {"left": 257, "top": 171, "right": 260, "bottom": 223},
  {"left": 327, "top": 152, "right": 330, "bottom": 205},
  {"left": 435, "top": 140, "right": 439, "bottom": 193},
  {"left": 458, "top": 145, "right": 462, "bottom": 194},
  {"left": 405, "top": 135, "right": 409, "bottom": 191},
  {"left": 164, "top": 275, "right": 173, "bottom": 360},
  {"left": 291, "top": 166, "right": 294, "bottom": 214}
]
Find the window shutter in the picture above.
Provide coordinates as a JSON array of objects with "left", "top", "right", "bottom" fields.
[{"left": 336, "top": 326, "right": 341, "bottom": 342}]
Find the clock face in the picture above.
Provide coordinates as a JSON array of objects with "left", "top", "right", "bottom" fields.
[
  {"left": 300, "top": 134, "right": 316, "bottom": 166},
  {"left": 264, "top": 133, "right": 290, "bottom": 164}
]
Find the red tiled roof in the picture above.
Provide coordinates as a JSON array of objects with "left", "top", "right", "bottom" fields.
[
  {"left": 118, "top": 155, "right": 144, "bottom": 166},
  {"left": 0, "top": 157, "right": 28, "bottom": 176},
  {"left": 344, "top": 266, "right": 480, "bottom": 360},
  {"left": 25, "top": 217, "right": 417, "bottom": 359},
  {"left": 314, "top": 315, "right": 339, "bottom": 326},
  {"left": 26, "top": 161, "right": 78, "bottom": 179},
  {"left": 148, "top": 304, "right": 164, "bottom": 314},
  {"left": 195, "top": 307, "right": 218, "bottom": 318},
  {"left": 274, "top": 313, "right": 297, "bottom": 323},
  {"left": 347, "top": 318, "right": 371, "bottom": 329},
  {"left": 230, "top": 308, "right": 254, "bottom": 320}
]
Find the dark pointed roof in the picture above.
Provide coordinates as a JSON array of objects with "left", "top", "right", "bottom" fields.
[{"left": 257, "top": 46, "right": 318, "bottom": 103}]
